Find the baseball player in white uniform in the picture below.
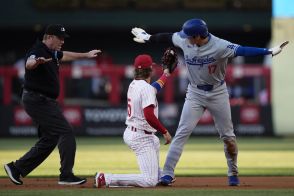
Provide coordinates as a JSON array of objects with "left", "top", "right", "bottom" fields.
[
  {"left": 94, "top": 54, "right": 173, "bottom": 188},
  {"left": 131, "top": 18, "right": 288, "bottom": 186}
]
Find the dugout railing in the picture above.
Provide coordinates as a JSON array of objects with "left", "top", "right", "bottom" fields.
[
  {"left": 0, "top": 65, "right": 273, "bottom": 137},
  {"left": 0, "top": 65, "right": 271, "bottom": 106}
]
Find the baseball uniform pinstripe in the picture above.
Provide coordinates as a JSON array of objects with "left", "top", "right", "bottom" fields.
[
  {"left": 131, "top": 19, "right": 288, "bottom": 186},
  {"left": 103, "top": 80, "right": 161, "bottom": 187}
]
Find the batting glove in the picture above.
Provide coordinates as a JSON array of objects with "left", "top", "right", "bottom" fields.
[
  {"left": 269, "top": 41, "right": 289, "bottom": 56},
  {"left": 131, "top": 27, "right": 151, "bottom": 43}
]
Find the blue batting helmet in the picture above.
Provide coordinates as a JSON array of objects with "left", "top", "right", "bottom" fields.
[{"left": 179, "top": 18, "right": 209, "bottom": 38}]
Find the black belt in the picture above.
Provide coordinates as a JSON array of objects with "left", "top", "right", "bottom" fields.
[
  {"left": 197, "top": 80, "right": 224, "bottom": 91},
  {"left": 23, "top": 89, "right": 55, "bottom": 101},
  {"left": 130, "top": 126, "right": 152, "bottom": 135}
]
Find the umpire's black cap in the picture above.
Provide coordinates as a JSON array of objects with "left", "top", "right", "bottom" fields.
[{"left": 45, "top": 24, "right": 69, "bottom": 38}]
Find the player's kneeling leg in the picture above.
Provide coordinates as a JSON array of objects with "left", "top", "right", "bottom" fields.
[{"left": 143, "top": 176, "right": 158, "bottom": 187}]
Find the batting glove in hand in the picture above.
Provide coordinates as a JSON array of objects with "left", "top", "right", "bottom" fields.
[
  {"left": 269, "top": 41, "right": 289, "bottom": 56},
  {"left": 131, "top": 27, "right": 151, "bottom": 43},
  {"left": 161, "top": 47, "right": 178, "bottom": 74}
]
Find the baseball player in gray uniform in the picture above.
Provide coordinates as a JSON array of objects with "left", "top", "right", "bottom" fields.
[{"left": 131, "top": 18, "right": 288, "bottom": 186}]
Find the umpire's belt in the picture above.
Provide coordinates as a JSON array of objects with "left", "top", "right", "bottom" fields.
[
  {"left": 23, "top": 89, "right": 55, "bottom": 101},
  {"left": 130, "top": 126, "right": 152, "bottom": 135},
  {"left": 197, "top": 80, "right": 224, "bottom": 91}
]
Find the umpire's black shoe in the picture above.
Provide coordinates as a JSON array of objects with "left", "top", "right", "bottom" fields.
[
  {"left": 4, "top": 162, "right": 23, "bottom": 185},
  {"left": 58, "top": 173, "right": 87, "bottom": 185}
]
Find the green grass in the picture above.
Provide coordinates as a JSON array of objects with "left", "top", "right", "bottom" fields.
[
  {"left": 1, "top": 189, "right": 294, "bottom": 196},
  {"left": 1, "top": 137, "right": 294, "bottom": 195},
  {"left": 0, "top": 137, "right": 294, "bottom": 177}
]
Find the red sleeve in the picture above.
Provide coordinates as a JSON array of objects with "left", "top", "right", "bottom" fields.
[{"left": 143, "top": 105, "right": 167, "bottom": 134}]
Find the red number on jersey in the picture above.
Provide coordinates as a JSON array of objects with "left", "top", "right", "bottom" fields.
[
  {"left": 208, "top": 64, "right": 217, "bottom": 74},
  {"left": 127, "top": 98, "right": 131, "bottom": 117}
]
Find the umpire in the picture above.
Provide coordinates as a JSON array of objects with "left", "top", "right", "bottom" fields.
[{"left": 4, "top": 24, "right": 101, "bottom": 185}]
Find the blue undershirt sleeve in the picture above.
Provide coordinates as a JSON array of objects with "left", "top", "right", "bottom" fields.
[
  {"left": 151, "top": 82, "right": 162, "bottom": 92},
  {"left": 235, "top": 46, "right": 271, "bottom": 57}
]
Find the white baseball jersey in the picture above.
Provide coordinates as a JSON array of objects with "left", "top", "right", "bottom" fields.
[
  {"left": 126, "top": 79, "right": 158, "bottom": 133},
  {"left": 98, "top": 79, "right": 162, "bottom": 187}
]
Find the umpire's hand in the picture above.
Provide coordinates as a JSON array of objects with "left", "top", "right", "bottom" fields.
[
  {"left": 86, "top": 49, "right": 102, "bottom": 58},
  {"left": 35, "top": 57, "right": 52, "bottom": 64},
  {"left": 26, "top": 57, "right": 52, "bottom": 70}
]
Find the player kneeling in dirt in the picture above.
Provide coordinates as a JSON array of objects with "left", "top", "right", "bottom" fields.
[{"left": 94, "top": 49, "right": 177, "bottom": 188}]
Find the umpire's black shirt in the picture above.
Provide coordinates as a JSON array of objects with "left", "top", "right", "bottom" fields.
[{"left": 24, "top": 40, "right": 63, "bottom": 99}]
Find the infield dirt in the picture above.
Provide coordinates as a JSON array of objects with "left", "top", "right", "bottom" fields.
[{"left": 1, "top": 177, "right": 294, "bottom": 190}]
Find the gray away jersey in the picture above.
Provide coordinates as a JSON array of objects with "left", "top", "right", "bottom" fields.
[{"left": 172, "top": 33, "right": 239, "bottom": 88}]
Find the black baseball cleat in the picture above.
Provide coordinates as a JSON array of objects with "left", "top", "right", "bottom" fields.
[
  {"left": 58, "top": 173, "right": 87, "bottom": 185},
  {"left": 4, "top": 162, "right": 23, "bottom": 185}
]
